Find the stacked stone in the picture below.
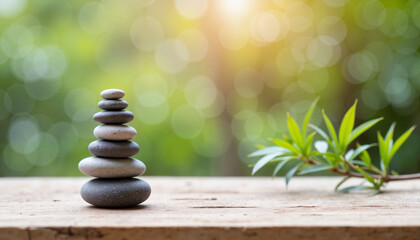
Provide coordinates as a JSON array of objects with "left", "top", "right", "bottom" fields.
[{"left": 79, "top": 89, "right": 151, "bottom": 208}]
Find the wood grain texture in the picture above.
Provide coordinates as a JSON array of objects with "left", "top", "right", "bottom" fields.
[{"left": 1, "top": 177, "right": 420, "bottom": 240}]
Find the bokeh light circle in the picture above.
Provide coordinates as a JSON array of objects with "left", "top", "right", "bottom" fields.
[
  {"left": 219, "top": 23, "right": 249, "bottom": 50},
  {"left": 134, "top": 73, "right": 172, "bottom": 97},
  {"left": 130, "top": 16, "right": 164, "bottom": 52},
  {"left": 155, "top": 39, "right": 189, "bottom": 73},
  {"left": 175, "top": 0, "right": 208, "bottom": 19},
  {"left": 49, "top": 121, "right": 79, "bottom": 156},
  {"left": 317, "top": 16, "right": 347, "bottom": 45},
  {"left": 192, "top": 119, "right": 230, "bottom": 158},
  {"left": 345, "top": 51, "right": 379, "bottom": 83},
  {"left": 171, "top": 104, "right": 205, "bottom": 139},
  {"left": 0, "top": 0, "right": 27, "bottom": 18},
  {"left": 0, "top": 24, "right": 34, "bottom": 59},
  {"left": 8, "top": 117, "right": 39, "bottom": 154},
  {"left": 285, "top": 1, "right": 313, "bottom": 33},
  {"left": 136, "top": 100, "right": 169, "bottom": 125},
  {"left": 185, "top": 76, "right": 217, "bottom": 109},
  {"left": 3, "top": 145, "right": 32, "bottom": 173},
  {"left": 234, "top": 68, "right": 263, "bottom": 98},
  {"left": 78, "top": 2, "right": 110, "bottom": 35},
  {"left": 177, "top": 28, "right": 208, "bottom": 62},
  {"left": 64, "top": 88, "right": 96, "bottom": 121},
  {"left": 26, "top": 132, "right": 59, "bottom": 166}
]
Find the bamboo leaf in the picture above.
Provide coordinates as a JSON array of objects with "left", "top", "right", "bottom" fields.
[
  {"left": 252, "top": 153, "right": 282, "bottom": 175},
  {"left": 383, "top": 123, "right": 396, "bottom": 162},
  {"left": 351, "top": 160, "right": 369, "bottom": 167},
  {"left": 346, "top": 144, "right": 375, "bottom": 162},
  {"left": 302, "top": 97, "right": 319, "bottom": 138},
  {"left": 323, "top": 152, "right": 342, "bottom": 166},
  {"left": 272, "top": 158, "right": 292, "bottom": 177},
  {"left": 358, "top": 143, "right": 372, "bottom": 166},
  {"left": 304, "top": 131, "right": 317, "bottom": 154},
  {"left": 348, "top": 117, "right": 383, "bottom": 145},
  {"left": 339, "top": 100, "right": 357, "bottom": 151},
  {"left": 368, "top": 189, "right": 381, "bottom": 196},
  {"left": 389, "top": 126, "right": 415, "bottom": 159},
  {"left": 310, "top": 124, "right": 334, "bottom": 150},
  {"left": 285, "top": 163, "right": 303, "bottom": 188},
  {"left": 322, "top": 110, "right": 339, "bottom": 153},
  {"left": 336, "top": 185, "right": 373, "bottom": 193},
  {"left": 309, "top": 124, "right": 330, "bottom": 141},
  {"left": 249, "top": 146, "right": 288, "bottom": 157},
  {"left": 334, "top": 176, "right": 350, "bottom": 192},
  {"left": 271, "top": 139, "right": 300, "bottom": 154},
  {"left": 299, "top": 164, "right": 332, "bottom": 175},
  {"left": 377, "top": 132, "right": 387, "bottom": 171},
  {"left": 385, "top": 123, "right": 396, "bottom": 146},
  {"left": 344, "top": 149, "right": 354, "bottom": 161},
  {"left": 287, "top": 113, "right": 303, "bottom": 149}
]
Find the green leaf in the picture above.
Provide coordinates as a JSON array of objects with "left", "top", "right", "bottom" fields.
[
  {"left": 304, "top": 131, "right": 317, "bottom": 154},
  {"left": 385, "top": 123, "right": 396, "bottom": 146},
  {"left": 389, "top": 126, "right": 415, "bottom": 159},
  {"left": 383, "top": 123, "right": 396, "bottom": 159},
  {"left": 323, "top": 152, "right": 342, "bottom": 166},
  {"left": 302, "top": 97, "right": 319, "bottom": 138},
  {"left": 338, "top": 100, "right": 357, "bottom": 151},
  {"left": 354, "top": 166, "right": 376, "bottom": 185},
  {"left": 346, "top": 144, "right": 375, "bottom": 162},
  {"left": 322, "top": 110, "right": 339, "bottom": 153},
  {"left": 336, "top": 185, "right": 373, "bottom": 193},
  {"left": 348, "top": 117, "right": 383, "bottom": 145},
  {"left": 351, "top": 160, "right": 370, "bottom": 167},
  {"left": 377, "top": 132, "right": 387, "bottom": 171},
  {"left": 368, "top": 189, "right": 381, "bottom": 196},
  {"left": 248, "top": 146, "right": 288, "bottom": 157},
  {"left": 272, "top": 158, "right": 292, "bottom": 177},
  {"left": 299, "top": 164, "right": 332, "bottom": 175},
  {"left": 285, "top": 163, "right": 303, "bottom": 188},
  {"left": 271, "top": 139, "right": 300, "bottom": 154},
  {"left": 358, "top": 143, "right": 372, "bottom": 166},
  {"left": 309, "top": 124, "right": 330, "bottom": 141},
  {"left": 334, "top": 176, "right": 350, "bottom": 192},
  {"left": 252, "top": 153, "right": 282, "bottom": 175},
  {"left": 256, "top": 144, "right": 265, "bottom": 149},
  {"left": 287, "top": 113, "right": 303, "bottom": 149},
  {"left": 309, "top": 124, "right": 334, "bottom": 150}
]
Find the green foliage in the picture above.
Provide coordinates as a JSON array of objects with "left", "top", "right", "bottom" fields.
[
  {"left": 377, "top": 124, "right": 416, "bottom": 174},
  {"left": 250, "top": 99, "right": 416, "bottom": 194}
]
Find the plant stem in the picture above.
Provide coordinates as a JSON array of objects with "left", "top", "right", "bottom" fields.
[{"left": 307, "top": 159, "right": 420, "bottom": 182}]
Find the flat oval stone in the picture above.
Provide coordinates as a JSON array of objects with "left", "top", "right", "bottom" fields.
[
  {"left": 100, "top": 89, "right": 125, "bottom": 100},
  {"left": 88, "top": 140, "right": 139, "bottom": 158},
  {"left": 98, "top": 100, "right": 128, "bottom": 110},
  {"left": 94, "top": 125, "right": 137, "bottom": 141},
  {"left": 78, "top": 157, "right": 146, "bottom": 178},
  {"left": 93, "top": 111, "right": 134, "bottom": 124},
  {"left": 81, "top": 178, "right": 151, "bottom": 208}
]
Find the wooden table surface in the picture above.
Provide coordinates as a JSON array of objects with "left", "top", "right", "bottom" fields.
[{"left": 1, "top": 177, "right": 420, "bottom": 240}]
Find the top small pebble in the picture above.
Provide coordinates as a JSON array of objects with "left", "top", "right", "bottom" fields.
[{"left": 100, "top": 89, "right": 125, "bottom": 100}]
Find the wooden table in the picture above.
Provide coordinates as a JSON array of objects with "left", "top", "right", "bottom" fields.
[{"left": 1, "top": 177, "right": 420, "bottom": 240}]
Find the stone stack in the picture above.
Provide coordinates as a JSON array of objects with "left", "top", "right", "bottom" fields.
[{"left": 79, "top": 89, "right": 151, "bottom": 208}]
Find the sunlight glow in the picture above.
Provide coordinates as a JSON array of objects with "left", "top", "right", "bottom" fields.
[{"left": 219, "top": 0, "right": 251, "bottom": 16}]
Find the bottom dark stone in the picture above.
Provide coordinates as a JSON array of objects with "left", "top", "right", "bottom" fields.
[{"left": 81, "top": 178, "right": 151, "bottom": 208}]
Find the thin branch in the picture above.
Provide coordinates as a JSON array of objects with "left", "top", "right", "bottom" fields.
[{"left": 307, "top": 159, "right": 420, "bottom": 183}]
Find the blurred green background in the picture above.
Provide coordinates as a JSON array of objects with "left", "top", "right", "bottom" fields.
[{"left": 0, "top": 0, "right": 419, "bottom": 177}]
